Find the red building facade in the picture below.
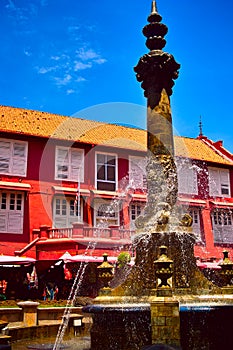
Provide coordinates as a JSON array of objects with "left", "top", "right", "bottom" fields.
[{"left": 0, "top": 105, "right": 233, "bottom": 263}]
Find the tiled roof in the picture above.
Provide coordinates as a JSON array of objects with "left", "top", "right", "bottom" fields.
[
  {"left": 0, "top": 105, "right": 146, "bottom": 151},
  {"left": 0, "top": 105, "right": 232, "bottom": 165},
  {"left": 174, "top": 136, "right": 233, "bottom": 165}
]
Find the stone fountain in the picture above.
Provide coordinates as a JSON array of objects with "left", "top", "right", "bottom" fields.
[{"left": 83, "top": 2, "right": 233, "bottom": 349}]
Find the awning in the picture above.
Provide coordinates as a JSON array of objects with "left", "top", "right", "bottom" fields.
[
  {"left": 63, "top": 254, "right": 117, "bottom": 264},
  {"left": 130, "top": 193, "right": 147, "bottom": 202},
  {"left": 210, "top": 201, "right": 233, "bottom": 208},
  {"left": 0, "top": 181, "right": 31, "bottom": 191},
  {"left": 196, "top": 260, "right": 221, "bottom": 270},
  {"left": 0, "top": 255, "right": 35, "bottom": 265},
  {"left": 91, "top": 190, "right": 119, "bottom": 199},
  {"left": 52, "top": 186, "right": 90, "bottom": 197},
  {"left": 178, "top": 198, "right": 206, "bottom": 206},
  {"left": 62, "top": 254, "right": 135, "bottom": 266}
]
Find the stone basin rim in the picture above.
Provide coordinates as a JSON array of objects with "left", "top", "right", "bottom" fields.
[{"left": 83, "top": 303, "right": 150, "bottom": 313}]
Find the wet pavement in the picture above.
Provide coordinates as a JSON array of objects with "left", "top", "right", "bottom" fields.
[{"left": 11, "top": 336, "right": 91, "bottom": 350}]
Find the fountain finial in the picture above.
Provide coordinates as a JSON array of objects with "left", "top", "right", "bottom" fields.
[
  {"left": 135, "top": 2, "right": 180, "bottom": 108},
  {"left": 148, "top": 0, "right": 162, "bottom": 24},
  {"left": 152, "top": 0, "right": 157, "bottom": 13}
]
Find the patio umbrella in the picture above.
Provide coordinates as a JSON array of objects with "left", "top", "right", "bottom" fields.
[
  {"left": 58, "top": 251, "right": 72, "bottom": 263},
  {"left": 0, "top": 255, "right": 36, "bottom": 265},
  {"left": 66, "top": 254, "right": 118, "bottom": 264}
]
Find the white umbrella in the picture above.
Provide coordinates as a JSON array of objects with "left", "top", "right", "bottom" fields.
[
  {"left": 66, "top": 254, "right": 118, "bottom": 264},
  {"left": 0, "top": 255, "right": 35, "bottom": 265},
  {"left": 58, "top": 251, "right": 72, "bottom": 262}
]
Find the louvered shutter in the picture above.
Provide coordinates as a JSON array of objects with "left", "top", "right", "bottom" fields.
[
  {"left": 129, "top": 156, "right": 147, "bottom": 189},
  {"left": 178, "top": 163, "right": 197, "bottom": 195},
  {"left": 178, "top": 166, "right": 188, "bottom": 194},
  {"left": 0, "top": 141, "right": 10, "bottom": 174},
  {"left": 54, "top": 216, "right": 67, "bottom": 228},
  {"left": 8, "top": 212, "right": 23, "bottom": 233},
  {"left": 209, "top": 168, "right": 220, "bottom": 196},
  {"left": 56, "top": 148, "right": 69, "bottom": 179},
  {"left": 70, "top": 149, "right": 84, "bottom": 181},
  {"left": 190, "top": 167, "right": 198, "bottom": 194},
  {"left": 12, "top": 142, "right": 27, "bottom": 176},
  {"left": 220, "top": 169, "right": 230, "bottom": 195},
  {"left": 0, "top": 213, "right": 7, "bottom": 232}
]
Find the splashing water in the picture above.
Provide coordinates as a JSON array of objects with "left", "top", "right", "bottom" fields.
[
  {"left": 52, "top": 177, "right": 141, "bottom": 350},
  {"left": 52, "top": 240, "right": 97, "bottom": 350}
]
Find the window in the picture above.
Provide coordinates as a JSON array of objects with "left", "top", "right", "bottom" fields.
[
  {"left": 208, "top": 167, "right": 230, "bottom": 197},
  {"left": 55, "top": 147, "right": 84, "bottom": 181},
  {"left": 0, "top": 191, "right": 24, "bottom": 233},
  {"left": 212, "top": 209, "right": 233, "bottom": 244},
  {"left": 53, "top": 196, "right": 82, "bottom": 228},
  {"left": 129, "top": 202, "right": 145, "bottom": 229},
  {"left": 129, "top": 156, "right": 147, "bottom": 190},
  {"left": 94, "top": 200, "right": 119, "bottom": 227},
  {"left": 177, "top": 161, "right": 198, "bottom": 195},
  {"left": 188, "top": 208, "right": 202, "bottom": 242},
  {"left": 96, "top": 153, "right": 117, "bottom": 191},
  {"left": 0, "top": 139, "right": 28, "bottom": 176}
]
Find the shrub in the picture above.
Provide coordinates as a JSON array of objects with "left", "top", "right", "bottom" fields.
[{"left": 117, "top": 252, "right": 131, "bottom": 268}]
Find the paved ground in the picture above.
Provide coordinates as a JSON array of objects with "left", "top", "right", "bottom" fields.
[{"left": 11, "top": 336, "right": 91, "bottom": 350}]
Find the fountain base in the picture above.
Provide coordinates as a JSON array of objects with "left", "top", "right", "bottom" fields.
[{"left": 83, "top": 303, "right": 151, "bottom": 350}]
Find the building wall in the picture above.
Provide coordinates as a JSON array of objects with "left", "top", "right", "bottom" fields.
[{"left": 1, "top": 132, "right": 233, "bottom": 261}]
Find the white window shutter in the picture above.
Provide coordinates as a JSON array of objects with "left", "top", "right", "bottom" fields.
[
  {"left": 56, "top": 148, "right": 69, "bottom": 179},
  {"left": 12, "top": 143, "right": 27, "bottom": 176},
  {"left": 220, "top": 170, "right": 229, "bottom": 183},
  {"left": 190, "top": 167, "right": 198, "bottom": 194},
  {"left": 54, "top": 216, "right": 67, "bottom": 229},
  {"left": 0, "top": 141, "right": 11, "bottom": 174},
  {"left": 8, "top": 212, "right": 23, "bottom": 233},
  {"left": 129, "top": 156, "right": 146, "bottom": 189},
  {"left": 56, "top": 147, "right": 84, "bottom": 181},
  {"left": 178, "top": 165, "right": 189, "bottom": 194},
  {"left": 220, "top": 169, "right": 230, "bottom": 196},
  {"left": 70, "top": 150, "right": 84, "bottom": 182},
  {"left": 209, "top": 168, "right": 220, "bottom": 196},
  {"left": 210, "top": 168, "right": 218, "bottom": 195},
  {"left": 177, "top": 163, "right": 197, "bottom": 195},
  {"left": 0, "top": 213, "right": 7, "bottom": 232}
]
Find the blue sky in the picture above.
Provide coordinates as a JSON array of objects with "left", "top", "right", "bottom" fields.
[{"left": 1, "top": 0, "right": 233, "bottom": 152}]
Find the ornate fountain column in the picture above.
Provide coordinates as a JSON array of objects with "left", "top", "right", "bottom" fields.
[
  {"left": 83, "top": 3, "right": 222, "bottom": 350},
  {"left": 117, "top": 1, "right": 203, "bottom": 295},
  {"left": 134, "top": 0, "right": 180, "bottom": 232}
]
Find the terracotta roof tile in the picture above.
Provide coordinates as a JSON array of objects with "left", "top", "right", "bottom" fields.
[
  {"left": 174, "top": 136, "right": 232, "bottom": 165},
  {"left": 0, "top": 105, "right": 232, "bottom": 165}
]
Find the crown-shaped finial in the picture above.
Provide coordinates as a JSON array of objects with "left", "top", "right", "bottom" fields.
[{"left": 134, "top": 0, "right": 180, "bottom": 108}]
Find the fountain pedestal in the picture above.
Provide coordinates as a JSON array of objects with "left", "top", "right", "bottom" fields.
[
  {"left": 17, "top": 301, "right": 40, "bottom": 327},
  {"left": 83, "top": 303, "right": 151, "bottom": 350},
  {"left": 150, "top": 297, "right": 180, "bottom": 347},
  {"left": 113, "top": 229, "right": 214, "bottom": 297}
]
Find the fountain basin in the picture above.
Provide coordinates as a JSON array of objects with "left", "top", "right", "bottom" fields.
[
  {"left": 83, "top": 303, "right": 151, "bottom": 350},
  {"left": 84, "top": 300, "right": 233, "bottom": 350},
  {"left": 180, "top": 303, "right": 233, "bottom": 350}
]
